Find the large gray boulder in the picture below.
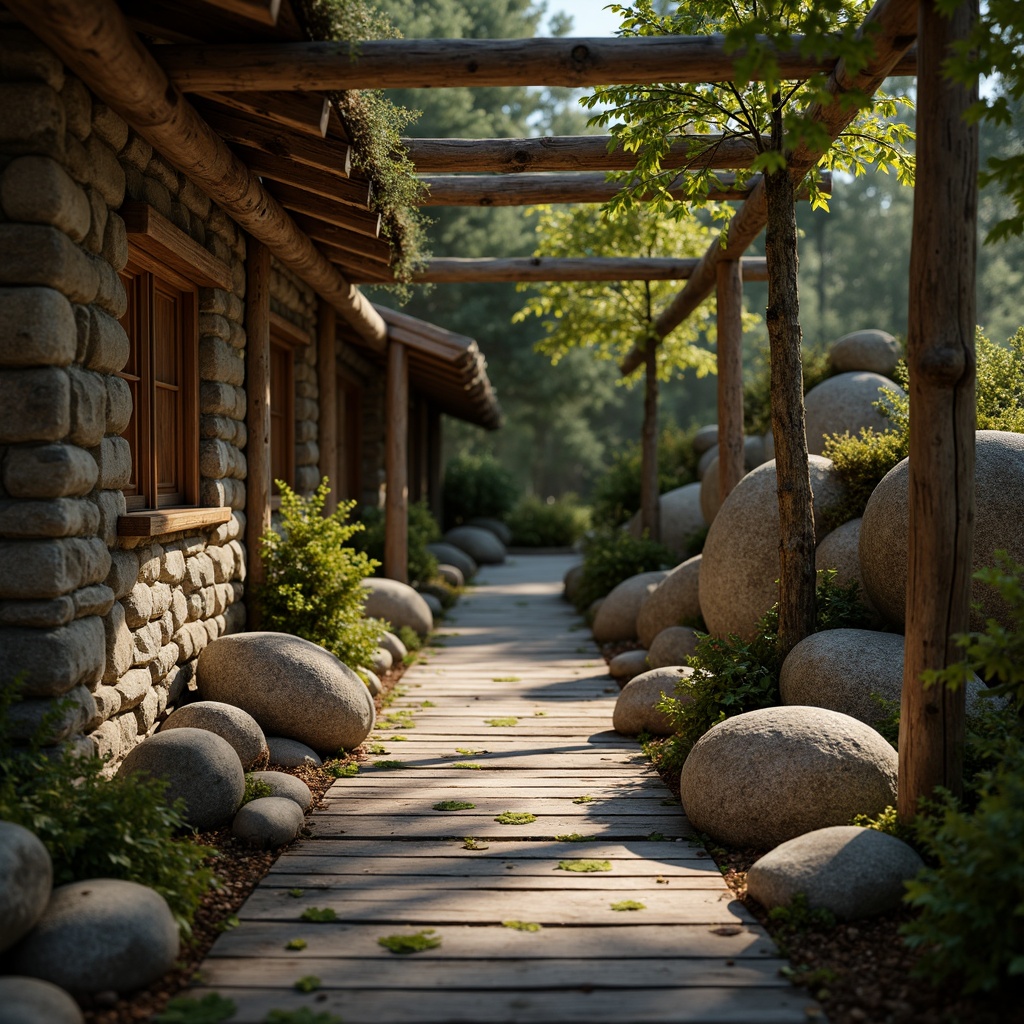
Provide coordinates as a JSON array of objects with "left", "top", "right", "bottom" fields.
[
  {"left": 197, "top": 633, "right": 375, "bottom": 755},
  {"left": 804, "top": 371, "right": 905, "bottom": 455},
  {"left": 468, "top": 517, "right": 512, "bottom": 545},
  {"left": 861, "top": 430, "right": 1024, "bottom": 632},
  {"left": 592, "top": 571, "right": 668, "bottom": 644},
  {"left": 692, "top": 424, "right": 719, "bottom": 455},
  {"left": 0, "top": 977, "right": 85, "bottom": 1024},
  {"left": 679, "top": 706, "right": 898, "bottom": 848},
  {"left": 637, "top": 556, "right": 702, "bottom": 649},
  {"left": 118, "top": 727, "right": 244, "bottom": 830},
  {"left": 780, "top": 628, "right": 993, "bottom": 727},
  {"left": 427, "top": 542, "right": 477, "bottom": 580},
  {"left": 9, "top": 879, "right": 179, "bottom": 994},
  {"left": 267, "top": 736, "right": 322, "bottom": 768},
  {"left": 0, "top": 822, "right": 52, "bottom": 954},
  {"left": 362, "top": 578, "right": 433, "bottom": 636},
  {"left": 746, "top": 825, "right": 923, "bottom": 920},
  {"left": 627, "top": 483, "right": 706, "bottom": 559},
  {"left": 828, "top": 329, "right": 901, "bottom": 377},
  {"left": 247, "top": 770, "right": 313, "bottom": 811},
  {"left": 232, "top": 796, "right": 304, "bottom": 849},
  {"left": 815, "top": 517, "right": 872, "bottom": 600},
  {"left": 443, "top": 525, "right": 506, "bottom": 565},
  {"left": 613, "top": 667, "right": 693, "bottom": 736},
  {"left": 608, "top": 648, "right": 649, "bottom": 685},
  {"left": 160, "top": 700, "right": 268, "bottom": 770},
  {"left": 700, "top": 438, "right": 771, "bottom": 523},
  {"left": 647, "top": 626, "right": 700, "bottom": 668},
  {"left": 436, "top": 563, "right": 464, "bottom": 588},
  {"left": 699, "top": 457, "right": 848, "bottom": 641}
]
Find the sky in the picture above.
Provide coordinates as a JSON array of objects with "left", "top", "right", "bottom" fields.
[{"left": 543, "top": 1, "right": 622, "bottom": 36}]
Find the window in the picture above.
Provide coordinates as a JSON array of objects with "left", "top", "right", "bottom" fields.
[{"left": 269, "top": 336, "right": 295, "bottom": 497}]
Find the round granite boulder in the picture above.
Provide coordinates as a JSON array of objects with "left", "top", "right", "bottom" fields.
[
  {"left": 360, "top": 667, "right": 383, "bottom": 697},
  {"left": 815, "top": 517, "right": 871, "bottom": 597},
  {"left": 627, "top": 483, "right": 706, "bottom": 559},
  {"left": 637, "top": 556, "right": 702, "bottom": 649},
  {"left": 378, "top": 630, "right": 408, "bottom": 666},
  {"left": 267, "top": 736, "right": 322, "bottom": 768},
  {"left": 747, "top": 825, "right": 923, "bottom": 920},
  {"left": 680, "top": 706, "right": 898, "bottom": 848},
  {"left": 370, "top": 646, "right": 393, "bottom": 675},
  {"left": 613, "top": 667, "right": 693, "bottom": 736},
  {"left": 609, "top": 648, "right": 650, "bottom": 685},
  {"left": 861, "top": 430, "right": 1024, "bottom": 631},
  {"left": 828, "top": 329, "right": 901, "bottom": 377},
  {"left": 699, "top": 457, "right": 848, "bottom": 641},
  {"left": 362, "top": 578, "right": 433, "bottom": 636},
  {"left": 197, "top": 632, "right": 376, "bottom": 754},
  {"left": 592, "top": 571, "right": 668, "bottom": 644},
  {"left": 647, "top": 626, "right": 700, "bottom": 668},
  {"left": 563, "top": 563, "right": 584, "bottom": 604},
  {"left": 420, "top": 591, "right": 444, "bottom": 620},
  {"left": 247, "top": 770, "right": 313, "bottom": 811},
  {"left": 693, "top": 424, "right": 719, "bottom": 455},
  {"left": 436, "top": 563, "right": 464, "bottom": 588},
  {"left": 427, "top": 542, "right": 477, "bottom": 580},
  {"left": 0, "top": 977, "right": 84, "bottom": 1024},
  {"left": 444, "top": 525, "right": 506, "bottom": 565},
  {"left": 232, "top": 796, "right": 304, "bottom": 849},
  {"left": 9, "top": 879, "right": 179, "bottom": 994},
  {"left": 118, "top": 728, "right": 244, "bottom": 830},
  {"left": 0, "top": 822, "right": 52, "bottom": 954},
  {"left": 804, "top": 371, "right": 905, "bottom": 456},
  {"left": 160, "top": 700, "right": 268, "bottom": 770},
  {"left": 468, "top": 517, "right": 513, "bottom": 545}
]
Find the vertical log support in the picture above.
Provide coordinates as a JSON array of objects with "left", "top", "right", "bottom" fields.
[
  {"left": 898, "top": 0, "right": 978, "bottom": 820},
  {"left": 245, "top": 237, "right": 272, "bottom": 623},
  {"left": 384, "top": 339, "right": 409, "bottom": 583},
  {"left": 639, "top": 338, "right": 660, "bottom": 541},
  {"left": 317, "top": 299, "right": 338, "bottom": 515},
  {"left": 427, "top": 407, "right": 443, "bottom": 525},
  {"left": 716, "top": 259, "right": 745, "bottom": 504}
]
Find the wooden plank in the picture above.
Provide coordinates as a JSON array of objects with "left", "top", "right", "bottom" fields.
[
  {"left": 259, "top": 874, "right": 725, "bottom": 891},
  {"left": 231, "top": 145, "right": 372, "bottom": 208},
  {"left": 198, "top": 0, "right": 280, "bottom": 26},
  {"left": 272, "top": 840, "right": 702, "bottom": 860},
  {"left": 116, "top": 505, "right": 231, "bottom": 538},
  {"left": 384, "top": 339, "right": 409, "bottom": 582},
  {"left": 269, "top": 181, "right": 382, "bottom": 238},
  {"left": 196, "top": 90, "right": 330, "bottom": 137},
  {"left": 267, "top": 855, "right": 707, "bottom": 875},
  {"left": 318, "top": 798, "right": 681, "bottom": 816}
]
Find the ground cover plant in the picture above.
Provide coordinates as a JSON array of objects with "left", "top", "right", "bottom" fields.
[{"left": 572, "top": 527, "right": 675, "bottom": 612}]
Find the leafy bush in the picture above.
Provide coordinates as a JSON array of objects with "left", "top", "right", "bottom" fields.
[
  {"left": 744, "top": 344, "right": 834, "bottom": 438},
  {"left": 258, "top": 479, "right": 384, "bottom": 669},
  {"left": 976, "top": 326, "right": 1024, "bottom": 432},
  {"left": 442, "top": 453, "right": 517, "bottom": 528},
  {"left": 396, "top": 624, "right": 422, "bottom": 652},
  {"left": 506, "top": 494, "right": 591, "bottom": 547},
  {"left": 572, "top": 528, "right": 675, "bottom": 611},
  {"left": 352, "top": 500, "right": 440, "bottom": 586}
]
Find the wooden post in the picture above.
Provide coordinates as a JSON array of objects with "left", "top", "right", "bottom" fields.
[
  {"left": 716, "top": 260, "right": 745, "bottom": 504},
  {"left": 384, "top": 339, "right": 409, "bottom": 583},
  {"left": 427, "top": 407, "right": 443, "bottom": 526},
  {"left": 317, "top": 299, "right": 338, "bottom": 515},
  {"left": 898, "top": 0, "right": 978, "bottom": 820},
  {"left": 639, "top": 335, "right": 660, "bottom": 542},
  {"left": 245, "top": 237, "right": 272, "bottom": 624}
]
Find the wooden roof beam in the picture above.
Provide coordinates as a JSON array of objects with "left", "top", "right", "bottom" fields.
[
  {"left": 195, "top": 90, "right": 331, "bottom": 137},
  {"left": 156, "top": 36, "right": 917, "bottom": 92},
  {"left": 199, "top": 0, "right": 281, "bottom": 27},
  {"left": 7, "top": 0, "right": 386, "bottom": 351},
  {"left": 232, "top": 146, "right": 372, "bottom": 209}
]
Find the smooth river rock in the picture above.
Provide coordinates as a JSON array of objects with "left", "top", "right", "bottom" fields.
[
  {"left": 828, "top": 329, "right": 901, "bottom": 377},
  {"left": 232, "top": 796, "right": 305, "bottom": 849},
  {"left": 647, "top": 626, "right": 700, "bottom": 668},
  {"left": 804, "top": 371, "right": 905, "bottom": 455},
  {"left": 613, "top": 666, "right": 693, "bottom": 736},
  {"left": 160, "top": 700, "right": 268, "bottom": 770},
  {"left": 361, "top": 578, "right": 434, "bottom": 637},
  {"left": 0, "top": 821, "right": 52, "bottom": 954},
  {"left": 591, "top": 571, "right": 668, "bottom": 644},
  {"left": 443, "top": 525, "right": 506, "bottom": 565},
  {"left": 0, "top": 977, "right": 85, "bottom": 1024},
  {"left": 247, "top": 770, "right": 313, "bottom": 811},
  {"left": 636, "top": 556, "right": 703, "bottom": 649},
  {"left": 427, "top": 542, "right": 478, "bottom": 580},
  {"left": 627, "top": 483, "right": 706, "bottom": 559}
]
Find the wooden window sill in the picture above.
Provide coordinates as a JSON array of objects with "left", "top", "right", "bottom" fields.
[{"left": 118, "top": 506, "right": 233, "bottom": 538}]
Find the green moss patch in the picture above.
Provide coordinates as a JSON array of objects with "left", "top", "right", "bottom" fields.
[
  {"left": 485, "top": 717, "right": 518, "bottom": 727},
  {"left": 284, "top": 938, "right": 307, "bottom": 951},
  {"left": 293, "top": 975, "right": 321, "bottom": 993},
  {"left": 300, "top": 907, "right": 337, "bottom": 922},
  {"left": 377, "top": 929, "right": 442, "bottom": 954},
  {"left": 610, "top": 900, "right": 646, "bottom": 911},
  {"left": 453, "top": 762, "right": 483, "bottom": 770},
  {"left": 558, "top": 859, "right": 612, "bottom": 873},
  {"left": 502, "top": 920, "right": 542, "bottom": 932},
  {"left": 433, "top": 800, "right": 476, "bottom": 811},
  {"left": 495, "top": 811, "right": 536, "bottom": 825}
]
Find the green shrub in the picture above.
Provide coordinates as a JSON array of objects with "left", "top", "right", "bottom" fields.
[
  {"left": 573, "top": 528, "right": 675, "bottom": 611},
  {"left": 442, "top": 453, "right": 517, "bottom": 528},
  {"left": 976, "top": 326, "right": 1024, "bottom": 432},
  {"left": 352, "top": 500, "right": 440, "bottom": 586},
  {"left": 506, "top": 494, "right": 591, "bottom": 547},
  {"left": 744, "top": 344, "right": 833, "bottom": 438},
  {"left": 396, "top": 625, "right": 422, "bottom": 652},
  {"left": 258, "top": 479, "right": 385, "bottom": 669}
]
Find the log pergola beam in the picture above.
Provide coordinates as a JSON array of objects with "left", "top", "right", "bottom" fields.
[
  {"left": 6, "top": 0, "right": 388, "bottom": 352},
  {"left": 156, "top": 35, "right": 917, "bottom": 92}
]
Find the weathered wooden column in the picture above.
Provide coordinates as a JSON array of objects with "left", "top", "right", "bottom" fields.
[
  {"left": 427, "top": 407, "right": 443, "bottom": 525},
  {"left": 316, "top": 299, "right": 338, "bottom": 515},
  {"left": 716, "top": 259, "right": 745, "bottom": 504},
  {"left": 639, "top": 336, "right": 660, "bottom": 541},
  {"left": 898, "top": 0, "right": 978, "bottom": 820},
  {"left": 245, "top": 238, "right": 272, "bottom": 623},
  {"left": 384, "top": 339, "right": 409, "bottom": 582}
]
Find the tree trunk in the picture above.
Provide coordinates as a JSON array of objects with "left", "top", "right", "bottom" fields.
[
  {"left": 764, "top": 102, "right": 816, "bottom": 658},
  {"left": 640, "top": 338, "right": 660, "bottom": 542},
  {"left": 716, "top": 259, "right": 745, "bottom": 504}
]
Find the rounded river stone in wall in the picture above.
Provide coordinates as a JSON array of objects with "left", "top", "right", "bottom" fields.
[
  {"left": 608, "top": 648, "right": 649, "bottom": 686},
  {"left": 647, "top": 626, "right": 700, "bottom": 668},
  {"left": 626, "top": 483, "right": 705, "bottom": 560}
]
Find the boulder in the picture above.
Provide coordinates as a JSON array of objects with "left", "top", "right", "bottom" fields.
[
  {"left": 443, "top": 525, "right": 506, "bottom": 565},
  {"left": 591, "top": 571, "right": 668, "bottom": 644},
  {"left": 860, "top": 430, "right": 1024, "bottom": 631},
  {"left": 637, "top": 556, "right": 702, "bottom": 649},
  {"left": 160, "top": 700, "right": 268, "bottom": 770},
  {"left": 804, "top": 371, "right": 905, "bottom": 456},
  {"left": 693, "top": 424, "right": 719, "bottom": 455},
  {"left": 370, "top": 646, "right": 393, "bottom": 675},
  {"left": 360, "top": 667, "right": 383, "bottom": 697},
  {"left": 468, "top": 517, "right": 513, "bottom": 545},
  {"left": 361, "top": 578, "right": 433, "bottom": 637},
  {"left": 267, "top": 736, "right": 321, "bottom": 768},
  {"left": 426, "top": 542, "right": 477, "bottom": 580},
  {"left": 232, "top": 796, "right": 304, "bottom": 849},
  {"left": 436, "top": 563, "right": 464, "bottom": 589},
  {"left": 828, "top": 329, "right": 901, "bottom": 377},
  {"left": 378, "top": 630, "right": 408, "bottom": 665},
  {"left": 420, "top": 591, "right": 444, "bottom": 620},
  {"left": 647, "top": 626, "right": 700, "bottom": 668},
  {"left": 608, "top": 648, "right": 649, "bottom": 685},
  {"left": 627, "top": 483, "right": 706, "bottom": 559},
  {"left": 0, "top": 822, "right": 52, "bottom": 954},
  {"left": 746, "top": 825, "right": 923, "bottom": 920},
  {"left": 247, "top": 770, "right": 313, "bottom": 811},
  {"left": 679, "top": 706, "right": 898, "bottom": 849},
  {"left": 700, "top": 439, "right": 769, "bottom": 524},
  {"left": 613, "top": 667, "right": 693, "bottom": 736},
  {"left": 780, "top": 628, "right": 993, "bottom": 727},
  {"left": 563, "top": 563, "right": 584, "bottom": 604},
  {"left": 8, "top": 879, "right": 179, "bottom": 994},
  {"left": 815, "top": 517, "right": 871, "bottom": 600},
  {"left": 699, "top": 457, "right": 848, "bottom": 640},
  {"left": 197, "top": 632, "right": 376, "bottom": 755},
  {"left": 118, "top": 727, "right": 244, "bottom": 830},
  {"left": 0, "top": 977, "right": 85, "bottom": 1024}
]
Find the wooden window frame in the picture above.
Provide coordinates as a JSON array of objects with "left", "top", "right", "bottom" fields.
[
  {"left": 336, "top": 366, "right": 363, "bottom": 504},
  {"left": 268, "top": 312, "right": 310, "bottom": 509}
]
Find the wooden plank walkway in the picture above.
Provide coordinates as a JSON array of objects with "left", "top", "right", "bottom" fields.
[{"left": 195, "top": 554, "right": 817, "bottom": 1023}]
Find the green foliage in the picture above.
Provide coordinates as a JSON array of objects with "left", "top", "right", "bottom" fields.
[
  {"left": 258, "top": 480, "right": 385, "bottom": 669},
  {"left": 850, "top": 804, "right": 915, "bottom": 842},
  {"left": 285, "top": 938, "right": 308, "bottom": 951},
  {"left": 554, "top": 833, "right": 597, "bottom": 843},
  {"left": 243, "top": 775, "right": 273, "bottom": 806},
  {"left": 453, "top": 763, "right": 482, "bottom": 770},
  {"left": 396, "top": 625, "right": 422, "bottom": 652},
  {"left": 506, "top": 494, "right": 591, "bottom": 547},
  {"left": 494, "top": 811, "right": 536, "bottom": 824},
  {"left": 300, "top": 907, "right": 338, "bottom": 923},
  {"left": 502, "top": 920, "right": 542, "bottom": 932},
  {"left": 572, "top": 795, "right": 595, "bottom": 804},
  {"left": 485, "top": 717, "right": 518, "bottom": 727},
  {"left": 372, "top": 760, "right": 405, "bottom": 770},
  {"left": 573, "top": 528, "right": 674, "bottom": 611},
  {"left": 377, "top": 929, "right": 442, "bottom": 954},
  {"left": 353, "top": 501, "right": 441, "bottom": 586},
  {"left": 744, "top": 344, "right": 835, "bottom": 438},
  {"left": 558, "top": 859, "right": 612, "bottom": 872},
  {"left": 325, "top": 761, "right": 358, "bottom": 778},
  {"left": 610, "top": 900, "right": 646, "bottom": 911},
  {"left": 293, "top": 975, "right": 321, "bottom": 993},
  {"left": 432, "top": 800, "right": 475, "bottom": 811},
  {"left": 442, "top": 452, "right": 518, "bottom": 527},
  {"left": 976, "top": 328, "right": 1024, "bottom": 432}
]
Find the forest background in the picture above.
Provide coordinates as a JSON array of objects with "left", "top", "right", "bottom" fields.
[{"left": 363, "top": 0, "right": 1024, "bottom": 501}]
